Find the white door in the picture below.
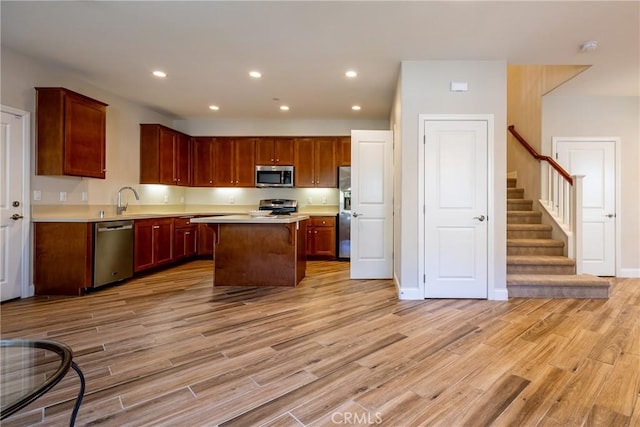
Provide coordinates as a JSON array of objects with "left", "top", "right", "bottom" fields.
[
  {"left": 350, "top": 130, "right": 393, "bottom": 279},
  {"left": 555, "top": 138, "right": 617, "bottom": 276},
  {"left": 1, "top": 108, "right": 29, "bottom": 301},
  {"left": 423, "top": 119, "right": 488, "bottom": 298}
]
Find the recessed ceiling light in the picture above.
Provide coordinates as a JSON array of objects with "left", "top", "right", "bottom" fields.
[
  {"left": 352, "top": 105, "right": 362, "bottom": 111},
  {"left": 345, "top": 70, "right": 358, "bottom": 78},
  {"left": 152, "top": 70, "right": 167, "bottom": 78},
  {"left": 249, "top": 70, "right": 262, "bottom": 78},
  {"left": 209, "top": 105, "right": 220, "bottom": 111},
  {"left": 280, "top": 105, "right": 290, "bottom": 111}
]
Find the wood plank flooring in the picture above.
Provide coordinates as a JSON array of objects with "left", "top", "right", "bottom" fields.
[{"left": 1, "top": 260, "right": 639, "bottom": 426}]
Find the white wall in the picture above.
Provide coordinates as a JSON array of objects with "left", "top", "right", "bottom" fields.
[
  {"left": 542, "top": 95, "right": 640, "bottom": 276},
  {"left": 1, "top": 47, "right": 175, "bottom": 208},
  {"left": 397, "top": 60, "right": 508, "bottom": 300},
  {"left": 390, "top": 73, "right": 403, "bottom": 292}
]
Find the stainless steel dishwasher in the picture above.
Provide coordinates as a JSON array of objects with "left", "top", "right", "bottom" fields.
[{"left": 93, "top": 220, "right": 134, "bottom": 288}]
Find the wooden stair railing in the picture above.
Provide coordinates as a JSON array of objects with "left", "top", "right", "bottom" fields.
[{"left": 508, "top": 125, "right": 584, "bottom": 274}]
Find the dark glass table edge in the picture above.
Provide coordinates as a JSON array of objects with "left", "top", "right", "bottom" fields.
[{"left": 0, "top": 339, "right": 85, "bottom": 426}]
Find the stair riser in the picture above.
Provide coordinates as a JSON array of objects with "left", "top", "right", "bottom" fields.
[
  {"left": 507, "top": 265, "right": 576, "bottom": 275},
  {"left": 507, "top": 214, "right": 542, "bottom": 224},
  {"left": 508, "top": 201, "right": 533, "bottom": 211},
  {"left": 507, "top": 178, "right": 517, "bottom": 188},
  {"left": 507, "top": 188, "right": 525, "bottom": 199},
  {"left": 507, "top": 230, "right": 552, "bottom": 239},
  {"left": 507, "top": 246, "right": 564, "bottom": 256},
  {"left": 508, "top": 286, "right": 609, "bottom": 299}
]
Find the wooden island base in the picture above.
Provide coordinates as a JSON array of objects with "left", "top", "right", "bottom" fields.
[{"left": 210, "top": 220, "right": 307, "bottom": 287}]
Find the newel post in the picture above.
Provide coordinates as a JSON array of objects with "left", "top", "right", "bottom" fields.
[{"left": 571, "top": 175, "right": 585, "bottom": 274}]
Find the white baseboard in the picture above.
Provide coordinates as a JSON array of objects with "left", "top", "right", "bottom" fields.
[
  {"left": 397, "top": 285, "right": 423, "bottom": 300},
  {"left": 492, "top": 288, "right": 509, "bottom": 301},
  {"left": 618, "top": 268, "right": 640, "bottom": 278}
]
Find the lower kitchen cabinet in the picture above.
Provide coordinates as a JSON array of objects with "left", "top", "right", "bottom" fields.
[
  {"left": 174, "top": 217, "right": 198, "bottom": 261},
  {"left": 306, "top": 216, "right": 336, "bottom": 258},
  {"left": 197, "top": 222, "right": 216, "bottom": 258},
  {"left": 134, "top": 218, "right": 174, "bottom": 272},
  {"left": 34, "top": 222, "right": 93, "bottom": 295}
]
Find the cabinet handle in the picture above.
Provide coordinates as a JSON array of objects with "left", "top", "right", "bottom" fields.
[
  {"left": 276, "top": 158, "right": 279, "bottom": 162},
  {"left": 153, "top": 225, "right": 160, "bottom": 229},
  {"left": 185, "top": 231, "right": 190, "bottom": 235},
  {"left": 271, "top": 158, "right": 274, "bottom": 162},
  {"left": 209, "top": 180, "right": 212, "bottom": 184}
]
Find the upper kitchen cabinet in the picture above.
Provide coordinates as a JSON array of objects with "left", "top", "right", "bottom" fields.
[
  {"left": 255, "top": 137, "right": 295, "bottom": 165},
  {"left": 140, "top": 124, "right": 191, "bottom": 186},
  {"left": 212, "top": 137, "right": 255, "bottom": 187},
  {"left": 338, "top": 136, "right": 351, "bottom": 166},
  {"left": 35, "top": 87, "right": 108, "bottom": 178},
  {"left": 192, "top": 137, "right": 216, "bottom": 187},
  {"left": 294, "top": 137, "right": 337, "bottom": 188}
]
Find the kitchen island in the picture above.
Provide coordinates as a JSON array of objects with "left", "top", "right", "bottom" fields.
[{"left": 191, "top": 214, "right": 309, "bottom": 287}]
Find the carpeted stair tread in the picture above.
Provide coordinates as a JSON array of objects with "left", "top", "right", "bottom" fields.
[
  {"left": 507, "top": 239, "right": 564, "bottom": 247},
  {"left": 507, "top": 224, "right": 552, "bottom": 231},
  {"left": 507, "top": 255, "right": 575, "bottom": 266},
  {"left": 507, "top": 178, "right": 517, "bottom": 188},
  {"left": 507, "top": 188, "right": 525, "bottom": 199},
  {"left": 507, "top": 274, "right": 611, "bottom": 298},
  {"left": 507, "top": 274, "right": 611, "bottom": 286}
]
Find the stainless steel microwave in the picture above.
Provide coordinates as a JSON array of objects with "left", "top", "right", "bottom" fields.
[{"left": 255, "top": 165, "right": 294, "bottom": 187}]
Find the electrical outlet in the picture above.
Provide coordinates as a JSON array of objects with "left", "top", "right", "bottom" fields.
[
  {"left": 33, "top": 190, "right": 41, "bottom": 201},
  {"left": 321, "top": 196, "right": 327, "bottom": 204},
  {"left": 228, "top": 195, "right": 235, "bottom": 204},
  {"left": 307, "top": 196, "right": 313, "bottom": 204},
  {"left": 180, "top": 196, "right": 184, "bottom": 203},
  {"left": 81, "top": 191, "right": 88, "bottom": 201},
  {"left": 163, "top": 195, "right": 169, "bottom": 203},
  {"left": 59, "top": 191, "right": 67, "bottom": 202}
]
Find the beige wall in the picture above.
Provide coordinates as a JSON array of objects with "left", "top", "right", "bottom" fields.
[
  {"left": 396, "top": 60, "right": 508, "bottom": 299},
  {"left": 542, "top": 95, "right": 640, "bottom": 276}
]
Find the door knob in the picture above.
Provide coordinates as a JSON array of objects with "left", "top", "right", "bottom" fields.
[
  {"left": 605, "top": 213, "right": 616, "bottom": 218},
  {"left": 473, "top": 215, "right": 486, "bottom": 222},
  {"left": 10, "top": 213, "right": 24, "bottom": 220},
  {"left": 352, "top": 212, "right": 359, "bottom": 218}
]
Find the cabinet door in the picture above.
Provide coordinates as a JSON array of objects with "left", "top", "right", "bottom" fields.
[
  {"left": 294, "top": 138, "right": 315, "bottom": 187},
  {"left": 315, "top": 138, "right": 337, "bottom": 188},
  {"left": 274, "top": 138, "right": 294, "bottom": 165},
  {"left": 192, "top": 137, "right": 215, "bottom": 186},
  {"left": 176, "top": 133, "right": 191, "bottom": 186},
  {"left": 63, "top": 93, "right": 106, "bottom": 178},
  {"left": 134, "top": 220, "right": 155, "bottom": 272},
  {"left": 255, "top": 138, "right": 275, "bottom": 165},
  {"left": 306, "top": 225, "right": 315, "bottom": 255},
  {"left": 184, "top": 226, "right": 197, "bottom": 257},
  {"left": 197, "top": 223, "right": 216, "bottom": 257},
  {"left": 174, "top": 226, "right": 197, "bottom": 260},
  {"left": 313, "top": 224, "right": 336, "bottom": 257},
  {"left": 213, "top": 138, "right": 234, "bottom": 186},
  {"left": 234, "top": 138, "right": 256, "bottom": 187},
  {"left": 158, "top": 127, "right": 176, "bottom": 185},
  {"left": 338, "top": 136, "right": 351, "bottom": 166},
  {"left": 154, "top": 219, "right": 174, "bottom": 267}
]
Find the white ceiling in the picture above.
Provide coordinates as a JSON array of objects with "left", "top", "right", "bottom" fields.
[{"left": 2, "top": 1, "right": 638, "bottom": 120}]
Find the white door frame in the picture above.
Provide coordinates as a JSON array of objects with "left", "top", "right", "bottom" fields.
[
  {"left": 1, "top": 105, "right": 32, "bottom": 299},
  {"left": 418, "top": 114, "right": 496, "bottom": 299},
  {"left": 552, "top": 136, "right": 621, "bottom": 277}
]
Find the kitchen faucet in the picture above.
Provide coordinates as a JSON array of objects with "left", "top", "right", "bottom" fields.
[{"left": 116, "top": 186, "right": 140, "bottom": 215}]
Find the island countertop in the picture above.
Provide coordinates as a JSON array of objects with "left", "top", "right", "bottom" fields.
[{"left": 191, "top": 214, "right": 309, "bottom": 224}]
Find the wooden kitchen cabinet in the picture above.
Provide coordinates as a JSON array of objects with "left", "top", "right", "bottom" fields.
[
  {"left": 174, "top": 217, "right": 198, "bottom": 261},
  {"left": 34, "top": 222, "right": 94, "bottom": 295},
  {"left": 197, "top": 222, "right": 217, "bottom": 258},
  {"left": 140, "top": 124, "right": 191, "bottom": 186},
  {"left": 255, "top": 137, "right": 295, "bottom": 165},
  {"left": 36, "top": 87, "right": 107, "bottom": 178},
  {"left": 338, "top": 136, "right": 351, "bottom": 166},
  {"left": 212, "top": 137, "right": 255, "bottom": 187},
  {"left": 294, "top": 137, "right": 337, "bottom": 187},
  {"left": 192, "top": 137, "right": 216, "bottom": 186},
  {"left": 134, "top": 218, "right": 174, "bottom": 272},
  {"left": 306, "top": 216, "right": 336, "bottom": 258}
]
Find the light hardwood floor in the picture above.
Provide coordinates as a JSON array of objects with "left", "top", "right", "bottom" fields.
[{"left": 2, "top": 260, "right": 639, "bottom": 426}]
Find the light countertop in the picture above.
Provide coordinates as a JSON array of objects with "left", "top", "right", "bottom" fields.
[
  {"left": 31, "top": 205, "right": 337, "bottom": 223},
  {"left": 191, "top": 214, "right": 310, "bottom": 224}
]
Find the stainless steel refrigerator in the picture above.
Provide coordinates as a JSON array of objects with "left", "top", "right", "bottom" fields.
[{"left": 338, "top": 166, "right": 351, "bottom": 259}]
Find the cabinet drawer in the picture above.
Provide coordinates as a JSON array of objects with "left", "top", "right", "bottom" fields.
[
  {"left": 174, "top": 217, "right": 193, "bottom": 228},
  {"left": 311, "top": 216, "right": 336, "bottom": 227}
]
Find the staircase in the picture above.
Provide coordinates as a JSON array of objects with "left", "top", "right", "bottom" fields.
[{"left": 506, "top": 178, "right": 611, "bottom": 298}]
